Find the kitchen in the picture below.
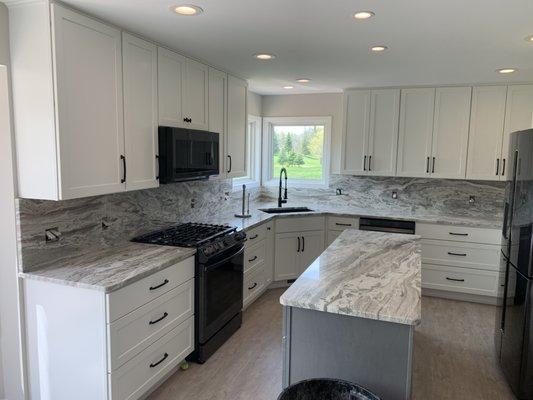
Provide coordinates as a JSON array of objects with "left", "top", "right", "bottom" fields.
[{"left": 0, "top": 1, "right": 532, "bottom": 399}]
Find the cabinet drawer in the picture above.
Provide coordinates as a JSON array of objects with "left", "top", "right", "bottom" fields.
[
  {"left": 416, "top": 223, "right": 500, "bottom": 244},
  {"left": 108, "top": 279, "right": 194, "bottom": 371},
  {"left": 276, "top": 216, "right": 324, "bottom": 233},
  {"left": 245, "top": 223, "right": 268, "bottom": 245},
  {"left": 109, "top": 316, "right": 194, "bottom": 400},
  {"left": 243, "top": 262, "right": 268, "bottom": 308},
  {"left": 107, "top": 256, "right": 195, "bottom": 322},
  {"left": 244, "top": 240, "right": 266, "bottom": 272},
  {"left": 422, "top": 264, "right": 499, "bottom": 296},
  {"left": 421, "top": 240, "right": 500, "bottom": 271},
  {"left": 327, "top": 230, "right": 343, "bottom": 246},
  {"left": 327, "top": 216, "right": 359, "bottom": 230}
]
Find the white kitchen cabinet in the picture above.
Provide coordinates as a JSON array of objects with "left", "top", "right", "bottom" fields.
[
  {"left": 184, "top": 58, "right": 209, "bottom": 131},
  {"left": 10, "top": 3, "right": 126, "bottom": 200},
  {"left": 397, "top": 88, "right": 435, "bottom": 177},
  {"left": 503, "top": 85, "right": 533, "bottom": 178},
  {"left": 342, "top": 89, "right": 399, "bottom": 176},
  {"left": 122, "top": 33, "right": 159, "bottom": 191},
  {"left": 297, "top": 230, "right": 325, "bottom": 274},
  {"left": 157, "top": 47, "right": 186, "bottom": 128},
  {"left": 430, "top": 87, "right": 471, "bottom": 179},
  {"left": 208, "top": 68, "right": 227, "bottom": 178},
  {"left": 226, "top": 75, "right": 248, "bottom": 178},
  {"left": 466, "top": 86, "right": 508, "bottom": 181},
  {"left": 327, "top": 216, "right": 359, "bottom": 246}
]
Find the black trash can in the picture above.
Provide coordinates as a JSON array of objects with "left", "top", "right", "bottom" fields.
[{"left": 277, "top": 378, "right": 381, "bottom": 400}]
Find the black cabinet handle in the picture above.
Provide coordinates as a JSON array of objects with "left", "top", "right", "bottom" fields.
[
  {"left": 183, "top": 117, "right": 192, "bottom": 123},
  {"left": 368, "top": 155, "right": 372, "bottom": 171},
  {"left": 297, "top": 237, "right": 300, "bottom": 252},
  {"left": 149, "top": 279, "right": 169, "bottom": 291},
  {"left": 363, "top": 155, "right": 367, "bottom": 171},
  {"left": 449, "top": 232, "right": 468, "bottom": 236},
  {"left": 446, "top": 277, "right": 465, "bottom": 282},
  {"left": 248, "top": 282, "right": 258, "bottom": 291},
  {"left": 248, "top": 256, "right": 258, "bottom": 262},
  {"left": 335, "top": 222, "right": 352, "bottom": 227},
  {"left": 149, "top": 312, "right": 169, "bottom": 325},
  {"left": 155, "top": 155, "right": 160, "bottom": 180},
  {"left": 302, "top": 236, "right": 305, "bottom": 252},
  {"left": 120, "top": 155, "right": 126, "bottom": 183},
  {"left": 502, "top": 159, "right": 506, "bottom": 176},
  {"left": 150, "top": 353, "right": 169, "bottom": 368},
  {"left": 496, "top": 158, "right": 500, "bottom": 176},
  {"left": 227, "top": 155, "right": 232, "bottom": 173},
  {"left": 432, "top": 157, "right": 436, "bottom": 173},
  {"left": 249, "top": 234, "right": 258, "bottom": 240},
  {"left": 447, "top": 252, "right": 467, "bottom": 257},
  {"left": 426, "top": 157, "right": 430, "bottom": 173}
]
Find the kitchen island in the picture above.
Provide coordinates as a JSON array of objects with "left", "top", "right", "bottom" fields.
[{"left": 280, "top": 229, "right": 421, "bottom": 400}]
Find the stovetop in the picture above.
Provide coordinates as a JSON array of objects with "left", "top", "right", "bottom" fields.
[{"left": 132, "top": 222, "right": 236, "bottom": 247}]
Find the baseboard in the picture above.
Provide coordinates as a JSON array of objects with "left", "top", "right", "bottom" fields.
[
  {"left": 267, "top": 281, "right": 291, "bottom": 289},
  {"left": 423, "top": 288, "right": 500, "bottom": 305}
]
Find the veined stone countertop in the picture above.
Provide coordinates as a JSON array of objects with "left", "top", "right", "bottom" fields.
[
  {"left": 280, "top": 229, "right": 422, "bottom": 326},
  {"left": 19, "top": 242, "right": 196, "bottom": 293}
]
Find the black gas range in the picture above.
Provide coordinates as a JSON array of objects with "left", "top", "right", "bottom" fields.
[{"left": 132, "top": 222, "right": 246, "bottom": 363}]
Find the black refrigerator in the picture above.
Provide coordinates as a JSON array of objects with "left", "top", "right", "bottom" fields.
[{"left": 496, "top": 128, "right": 533, "bottom": 399}]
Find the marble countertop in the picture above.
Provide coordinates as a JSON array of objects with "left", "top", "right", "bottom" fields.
[
  {"left": 19, "top": 242, "right": 196, "bottom": 293},
  {"left": 279, "top": 229, "right": 422, "bottom": 326}
]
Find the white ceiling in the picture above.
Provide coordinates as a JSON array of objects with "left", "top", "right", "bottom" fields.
[{"left": 60, "top": 0, "right": 533, "bottom": 95}]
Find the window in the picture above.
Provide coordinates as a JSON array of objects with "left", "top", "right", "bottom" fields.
[
  {"left": 233, "top": 115, "right": 262, "bottom": 189},
  {"left": 262, "top": 116, "right": 331, "bottom": 187}
]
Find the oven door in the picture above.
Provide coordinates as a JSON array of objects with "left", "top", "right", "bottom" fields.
[{"left": 198, "top": 244, "right": 244, "bottom": 344}]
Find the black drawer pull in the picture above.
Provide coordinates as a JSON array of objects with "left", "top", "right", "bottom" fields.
[
  {"left": 248, "top": 282, "right": 258, "bottom": 291},
  {"left": 149, "top": 312, "right": 169, "bottom": 325},
  {"left": 149, "top": 279, "right": 169, "bottom": 291},
  {"left": 447, "top": 252, "right": 467, "bottom": 257},
  {"left": 446, "top": 277, "right": 465, "bottom": 282},
  {"left": 449, "top": 232, "right": 468, "bottom": 236},
  {"left": 248, "top": 256, "right": 258, "bottom": 262},
  {"left": 150, "top": 353, "right": 169, "bottom": 368},
  {"left": 249, "top": 234, "right": 259, "bottom": 240},
  {"left": 335, "top": 223, "right": 352, "bottom": 227}
]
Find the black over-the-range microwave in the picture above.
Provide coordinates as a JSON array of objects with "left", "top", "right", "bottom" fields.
[{"left": 158, "top": 126, "right": 220, "bottom": 183}]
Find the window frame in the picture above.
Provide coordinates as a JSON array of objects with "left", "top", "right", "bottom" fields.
[
  {"left": 232, "top": 114, "right": 262, "bottom": 190},
  {"left": 261, "top": 116, "right": 331, "bottom": 188}
]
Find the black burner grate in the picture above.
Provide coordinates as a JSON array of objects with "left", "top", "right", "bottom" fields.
[{"left": 132, "top": 222, "right": 235, "bottom": 247}]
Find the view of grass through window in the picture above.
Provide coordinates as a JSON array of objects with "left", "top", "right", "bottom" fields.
[{"left": 272, "top": 125, "right": 324, "bottom": 181}]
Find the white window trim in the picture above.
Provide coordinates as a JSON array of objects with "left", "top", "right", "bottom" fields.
[
  {"left": 233, "top": 114, "right": 262, "bottom": 190},
  {"left": 262, "top": 116, "right": 331, "bottom": 188}
]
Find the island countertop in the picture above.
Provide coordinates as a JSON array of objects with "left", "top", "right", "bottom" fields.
[{"left": 280, "top": 229, "right": 421, "bottom": 326}]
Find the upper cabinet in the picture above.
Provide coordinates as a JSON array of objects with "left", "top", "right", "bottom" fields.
[
  {"left": 208, "top": 68, "right": 228, "bottom": 179},
  {"left": 397, "top": 88, "right": 435, "bottom": 178},
  {"left": 466, "top": 86, "right": 507, "bottom": 181},
  {"left": 226, "top": 75, "right": 248, "bottom": 178},
  {"left": 157, "top": 48, "right": 209, "bottom": 130},
  {"left": 341, "top": 89, "right": 399, "bottom": 176},
  {"left": 122, "top": 33, "right": 159, "bottom": 191}
]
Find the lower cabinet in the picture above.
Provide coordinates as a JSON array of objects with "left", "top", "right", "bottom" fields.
[{"left": 326, "top": 216, "right": 359, "bottom": 246}]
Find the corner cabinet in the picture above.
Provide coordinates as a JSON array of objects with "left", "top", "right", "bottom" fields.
[{"left": 226, "top": 75, "right": 248, "bottom": 178}]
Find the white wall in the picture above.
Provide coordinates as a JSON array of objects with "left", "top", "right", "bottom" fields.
[
  {"left": 247, "top": 91, "right": 262, "bottom": 116},
  {"left": 0, "top": 3, "right": 24, "bottom": 400},
  {"left": 261, "top": 93, "right": 343, "bottom": 173}
]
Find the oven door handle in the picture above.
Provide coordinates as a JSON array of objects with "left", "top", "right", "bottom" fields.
[{"left": 203, "top": 245, "right": 245, "bottom": 271}]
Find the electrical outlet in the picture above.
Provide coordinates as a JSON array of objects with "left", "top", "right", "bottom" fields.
[
  {"left": 392, "top": 191, "right": 398, "bottom": 199},
  {"left": 191, "top": 199, "right": 196, "bottom": 209},
  {"left": 469, "top": 195, "right": 476, "bottom": 204},
  {"left": 45, "top": 227, "right": 61, "bottom": 243}
]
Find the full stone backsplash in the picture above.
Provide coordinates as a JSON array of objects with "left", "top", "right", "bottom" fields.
[{"left": 16, "top": 175, "right": 505, "bottom": 272}]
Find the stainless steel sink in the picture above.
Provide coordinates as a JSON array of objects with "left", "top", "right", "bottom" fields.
[{"left": 259, "top": 207, "right": 313, "bottom": 214}]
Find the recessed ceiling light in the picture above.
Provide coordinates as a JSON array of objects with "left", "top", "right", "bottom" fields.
[
  {"left": 296, "top": 78, "right": 311, "bottom": 83},
  {"left": 172, "top": 5, "right": 203, "bottom": 16},
  {"left": 371, "top": 45, "right": 388, "bottom": 52},
  {"left": 353, "top": 11, "right": 375, "bottom": 20},
  {"left": 254, "top": 53, "right": 276, "bottom": 60},
  {"left": 497, "top": 68, "right": 517, "bottom": 74},
  {"left": 525, "top": 35, "right": 533, "bottom": 43},
  {"left": 283, "top": 86, "right": 294, "bottom": 89}
]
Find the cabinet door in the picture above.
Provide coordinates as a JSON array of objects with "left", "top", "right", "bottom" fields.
[
  {"left": 503, "top": 85, "right": 533, "bottom": 178},
  {"left": 122, "top": 33, "right": 158, "bottom": 191},
  {"left": 326, "top": 230, "right": 342, "bottom": 247},
  {"left": 430, "top": 87, "right": 471, "bottom": 179},
  {"left": 157, "top": 47, "right": 186, "bottom": 128},
  {"left": 341, "top": 90, "right": 371, "bottom": 174},
  {"left": 397, "top": 88, "right": 435, "bottom": 177},
  {"left": 52, "top": 4, "right": 125, "bottom": 199},
  {"left": 274, "top": 233, "right": 300, "bottom": 280},
  {"left": 184, "top": 58, "right": 209, "bottom": 131},
  {"left": 466, "top": 86, "right": 507, "bottom": 181},
  {"left": 299, "top": 230, "right": 325, "bottom": 274},
  {"left": 208, "top": 68, "right": 227, "bottom": 178},
  {"left": 226, "top": 75, "right": 247, "bottom": 178},
  {"left": 367, "top": 89, "right": 400, "bottom": 176}
]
